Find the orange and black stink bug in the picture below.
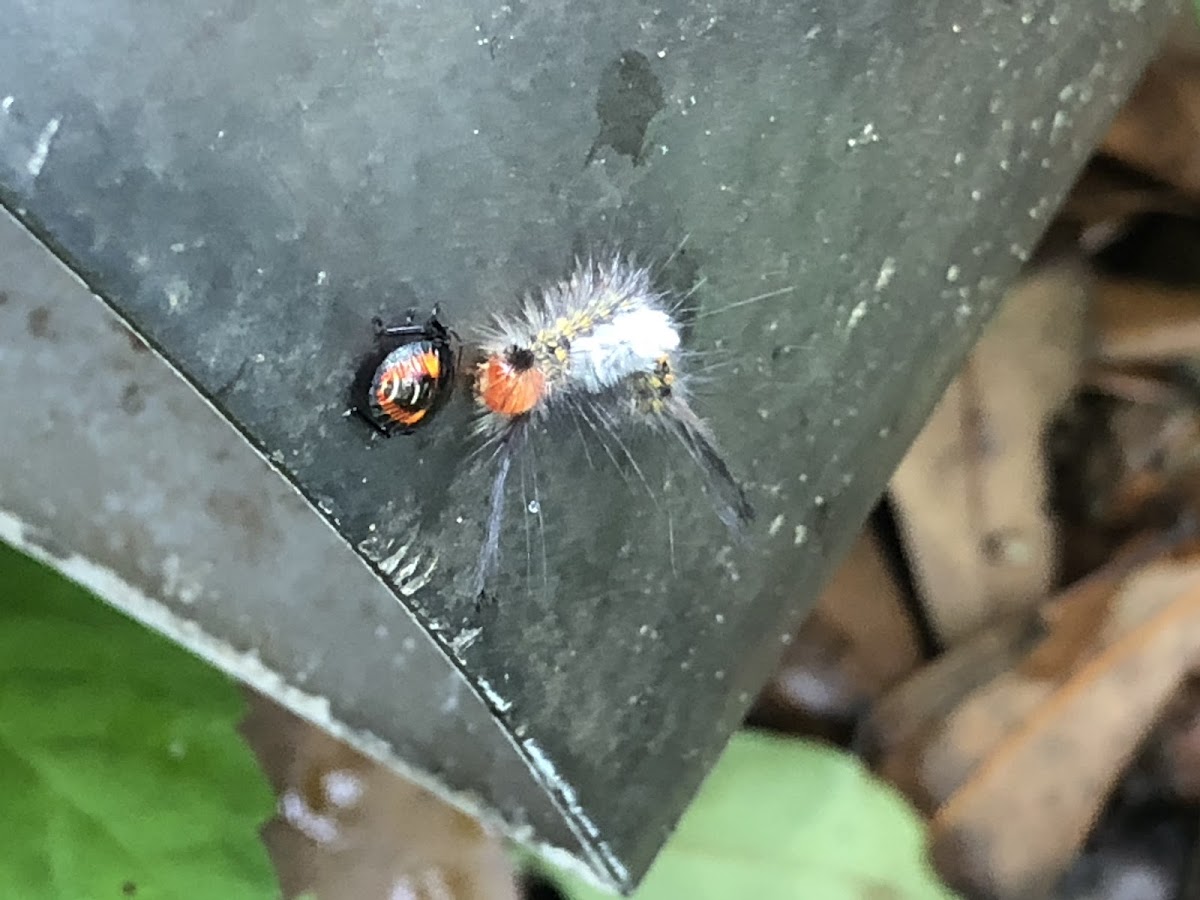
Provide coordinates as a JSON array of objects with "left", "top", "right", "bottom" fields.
[{"left": 352, "top": 309, "right": 459, "bottom": 436}]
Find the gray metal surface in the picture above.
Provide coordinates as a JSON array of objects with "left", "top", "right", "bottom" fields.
[
  {"left": 0, "top": 0, "right": 1178, "bottom": 889},
  {"left": 0, "top": 205, "right": 588, "bottom": 870}
]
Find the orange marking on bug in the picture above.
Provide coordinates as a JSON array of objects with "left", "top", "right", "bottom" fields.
[
  {"left": 376, "top": 390, "right": 428, "bottom": 426},
  {"left": 477, "top": 354, "right": 546, "bottom": 416},
  {"left": 393, "top": 406, "right": 427, "bottom": 426},
  {"left": 420, "top": 351, "right": 441, "bottom": 380},
  {"left": 373, "top": 350, "right": 441, "bottom": 426}
]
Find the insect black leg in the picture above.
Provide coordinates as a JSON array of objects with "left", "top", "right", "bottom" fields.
[
  {"left": 350, "top": 405, "right": 399, "bottom": 438},
  {"left": 374, "top": 322, "right": 431, "bottom": 339},
  {"left": 473, "top": 588, "right": 491, "bottom": 613},
  {"left": 374, "top": 308, "right": 440, "bottom": 339},
  {"left": 426, "top": 307, "right": 459, "bottom": 344}
]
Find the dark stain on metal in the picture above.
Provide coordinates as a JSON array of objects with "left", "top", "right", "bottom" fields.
[
  {"left": 586, "top": 51, "right": 664, "bottom": 166},
  {"left": 119, "top": 382, "right": 146, "bottom": 416},
  {"left": 19, "top": 522, "right": 74, "bottom": 561},
  {"left": 214, "top": 357, "right": 251, "bottom": 401},
  {"left": 205, "top": 488, "right": 278, "bottom": 562},
  {"left": 27, "top": 306, "right": 51, "bottom": 339},
  {"left": 111, "top": 321, "right": 151, "bottom": 354}
]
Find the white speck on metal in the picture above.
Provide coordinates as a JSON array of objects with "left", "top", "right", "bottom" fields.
[
  {"left": 450, "top": 627, "right": 482, "bottom": 654},
  {"left": 474, "top": 675, "right": 513, "bottom": 713},
  {"left": 522, "top": 738, "right": 604, "bottom": 843},
  {"left": 26, "top": 116, "right": 61, "bottom": 177},
  {"left": 874, "top": 257, "right": 896, "bottom": 291},
  {"left": 396, "top": 552, "right": 438, "bottom": 597},
  {"left": 846, "top": 300, "right": 868, "bottom": 330},
  {"left": 164, "top": 277, "right": 191, "bottom": 312},
  {"left": 393, "top": 551, "right": 422, "bottom": 583},
  {"left": 377, "top": 536, "right": 412, "bottom": 575}
]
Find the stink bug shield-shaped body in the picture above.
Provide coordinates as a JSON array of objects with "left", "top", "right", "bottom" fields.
[{"left": 352, "top": 310, "right": 459, "bottom": 436}]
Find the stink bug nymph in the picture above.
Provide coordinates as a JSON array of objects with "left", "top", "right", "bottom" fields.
[{"left": 352, "top": 309, "right": 459, "bottom": 436}]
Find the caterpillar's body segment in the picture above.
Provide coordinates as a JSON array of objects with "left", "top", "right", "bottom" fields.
[{"left": 470, "top": 255, "right": 754, "bottom": 597}]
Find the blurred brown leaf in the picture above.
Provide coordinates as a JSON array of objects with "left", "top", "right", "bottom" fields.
[
  {"left": 1103, "top": 51, "right": 1200, "bottom": 201},
  {"left": 750, "top": 527, "right": 921, "bottom": 739},
  {"left": 891, "top": 259, "right": 1089, "bottom": 643},
  {"left": 928, "top": 557, "right": 1200, "bottom": 899},
  {"left": 1026, "top": 532, "right": 1171, "bottom": 680},
  {"left": 1081, "top": 363, "right": 1185, "bottom": 408},
  {"left": 239, "top": 693, "right": 521, "bottom": 900},
  {"left": 864, "top": 534, "right": 1163, "bottom": 811},
  {"left": 1047, "top": 384, "right": 1200, "bottom": 585},
  {"left": 818, "top": 527, "right": 923, "bottom": 691},
  {"left": 1092, "top": 279, "right": 1200, "bottom": 363},
  {"left": 1138, "top": 674, "right": 1200, "bottom": 804},
  {"left": 863, "top": 613, "right": 1045, "bottom": 811},
  {"left": 1058, "top": 159, "right": 1195, "bottom": 253}
]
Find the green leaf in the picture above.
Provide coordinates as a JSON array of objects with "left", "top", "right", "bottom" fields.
[
  {"left": 0, "top": 540, "right": 277, "bottom": 900},
  {"left": 547, "top": 730, "right": 959, "bottom": 900}
]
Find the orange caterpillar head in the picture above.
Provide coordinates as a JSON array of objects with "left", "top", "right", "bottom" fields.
[{"left": 476, "top": 346, "right": 546, "bottom": 417}]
